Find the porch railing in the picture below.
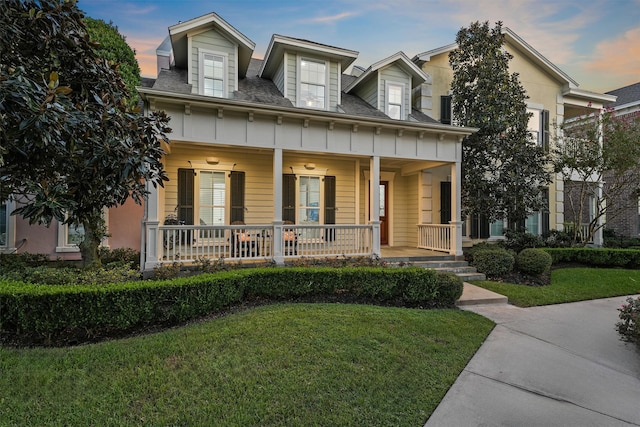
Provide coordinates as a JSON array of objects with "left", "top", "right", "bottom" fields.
[
  {"left": 158, "top": 224, "right": 373, "bottom": 264},
  {"left": 417, "top": 224, "right": 452, "bottom": 252}
]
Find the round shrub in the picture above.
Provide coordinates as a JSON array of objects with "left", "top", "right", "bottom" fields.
[
  {"left": 472, "top": 249, "right": 514, "bottom": 277},
  {"left": 516, "top": 248, "right": 552, "bottom": 276}
]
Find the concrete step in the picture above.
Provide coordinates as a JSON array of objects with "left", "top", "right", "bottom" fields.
[{"left": 456, "top": 282, "right": 508, "bottom": 306}]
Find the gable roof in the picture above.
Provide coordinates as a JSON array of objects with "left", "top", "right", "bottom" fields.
[
  {"left": 606, "top": 82, "right": 640, "bottom": 108},
  {"left": 260, "top": 34, "right": 358, "bottom": 79},
  {"left": 168, "top": 12, "right": 256, "bottom": 77},
  {"left": 344, "top": 51, "right": 429, "bottom": 93},
  {"left": 413, "top": 27, "right": 578, "bottom": 88}
]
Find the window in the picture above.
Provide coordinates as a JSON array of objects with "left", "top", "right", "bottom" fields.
[
  {"left": 300, "top": 58, "right": 326, "bottom": 109},
  {"left": 298, "top": 176, "right": 321, "bottom": 225},
  {"left": 525, "top": 213, "right": 539, "bottom": 236},
  {"left": 177, "top": 168, "right": 245, "bottom": 228},
  {"left": 282, "top": 174, "right": 336, "bottom": 240},
  {"left": 199, "top": 171, "right": 226, "bottom": 227},
  {"left": 527, "top": 107, "right": 549, "bottom": 151},
  {"left": 386, "top": 83, "right": 404, "bottom": 120},
  {"left": 200, "top": 51, "right": 226, "bottom": 97},
  {"left": 490, "top": 220, "right": 504, "bottom": 238}
]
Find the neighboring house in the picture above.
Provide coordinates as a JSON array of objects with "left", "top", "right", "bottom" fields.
[
  {"left": 412, "top": 27, "right": 615, "bottom": 246},
  {"left": 602, "top": 82, "right": 640, "bottom": 238},
  {"left": 0, "top": 198, "right": 144, "bottom": 259},
  {"left": 138, "top": 12, "right": 476, "bottom": 271}
]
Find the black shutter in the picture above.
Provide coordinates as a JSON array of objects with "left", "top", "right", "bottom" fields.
[
  {"left": 324, "top": 176, "right": 336, "bottom": 241},
  {"left": 541, "top": 188, "right": 550, "bottom": 235},
  {"left": 177, "top": 168, "right": 194, "bottom": 225},
  {"left": 283, "top": 174, "right": 296, "bottom": 223},
  {"left": 440, "top": 181, "right": 451, "bottom": 224},
  {"left": 230, "top": 171, "right": 245, "bottom": 223},
  {"left": 440, "top": 95, "right": 452, "bottom": 125},
  {"left": 470, "top": 213, "right": 490, "bottom": 239},
  {"left": 542, "top": 109, "right": 550, "bottom": 152}
]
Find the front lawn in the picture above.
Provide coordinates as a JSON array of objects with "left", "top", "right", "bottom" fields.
[
  {"left": 472, "top": 268, "right": 640, "bottom": 307},
  {"left": 0, "top": 303, "right": 493, "bottom": 426}
]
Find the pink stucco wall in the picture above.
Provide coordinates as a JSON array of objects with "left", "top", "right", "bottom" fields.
[{"left": 12, "top": 199, "right": 144, "bottom": 259}]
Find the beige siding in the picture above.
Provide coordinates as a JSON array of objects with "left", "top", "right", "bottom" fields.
[
  {"left": 393, "top": 174, "right": 418, "bottom": 246},
  {"left": 419, "top": 53, "right": 453, "bottom": 122},
  {"left": 191, "top": 29, "right": 237, "bottom": 96}
]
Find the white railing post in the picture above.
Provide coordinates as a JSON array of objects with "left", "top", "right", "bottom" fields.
[
  {"left": 449, "top": 221, "right": 463, "bottom": 257},
  {"left": 144, "top": 220, "right": 160, "bottom": 271},
  {"left": 273, "top": 221, "right": 284, "bottom": 265}
]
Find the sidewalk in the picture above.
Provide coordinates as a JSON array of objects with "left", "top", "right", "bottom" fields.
[{"left": 426, "top": 295, "right": 640, "bottom": 426}]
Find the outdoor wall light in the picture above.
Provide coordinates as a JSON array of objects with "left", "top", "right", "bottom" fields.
[{"left": 206, "top": 157, "right": 220, "bottom": 165}]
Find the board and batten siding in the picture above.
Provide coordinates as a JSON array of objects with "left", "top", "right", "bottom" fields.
[
  {"left": 190, "top": 29, "right": 237, "bottom": 96},
  {"left": 285, "top": 52, "right": 297, "bottom": 105},
  {"left": 274, "top": 59, "right": 285, "bottom": 95},
  {"left": 329, "top": 61, "right": 339, "bottom": 111}
]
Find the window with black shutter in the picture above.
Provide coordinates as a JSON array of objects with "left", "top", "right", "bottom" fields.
[
  {"left": 440, "top": 95, "right": 452, "bottom": 125},
  {"left": 541, "top": 188, "right": 550, "bottom": 235},
  {"left": 470, "top": 213, "right": 490, "bottom": 239}
]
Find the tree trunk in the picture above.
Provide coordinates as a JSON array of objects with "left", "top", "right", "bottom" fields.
[{"left": 78, "top": 214, "right": 106, "bottom": 269}]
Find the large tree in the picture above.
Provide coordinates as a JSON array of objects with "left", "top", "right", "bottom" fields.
[
  {"left": 553, "top": 109, "right": 640, "bottom": 244},
  {"left": 0, "top": 0, "right": 170, "bottom": 267},
  {"left": 84, "top": 16, "right": 141, "bottom": 106},
  {"left": 449, "top": 21, "right": 551, "bottom": 230}
]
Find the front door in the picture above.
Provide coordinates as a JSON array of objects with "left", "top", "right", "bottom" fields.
[{"left": 380, "top": 181, "right": 388, "bottom": 245}]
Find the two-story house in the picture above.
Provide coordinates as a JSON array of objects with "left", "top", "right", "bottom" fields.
[
  {"left": 137, "top": 12, "right": 476, "bottom": 271},
  {"left": 412, "top": 27, "right": 615, "bottom": 246}
]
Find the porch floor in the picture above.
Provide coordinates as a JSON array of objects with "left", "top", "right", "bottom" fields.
[{"left": 380, "top": 246, "right": 454, "bottom": 260}]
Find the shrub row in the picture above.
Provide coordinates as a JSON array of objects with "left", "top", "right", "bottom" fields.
[
  {"left": 0, "top": 267, "right": 463, "bottom": 347},
  {"left": 543, "top": 248, "right": 640, "bottom": 268}
]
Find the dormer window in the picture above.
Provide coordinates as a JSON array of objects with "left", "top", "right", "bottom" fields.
[
  {"left": 300, "top": 58, "right": 326, "bottom": 109},
  {"left": 386, "top": 83, "right": 404, "bottom": 120},
  {"left": 200, "top": 50, "right": 227, "bottom": 97}
]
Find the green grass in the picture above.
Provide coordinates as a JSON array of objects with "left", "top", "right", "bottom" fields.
[
  {"left": 0, "top": 303, "right": 493, "bottom": 426},
  {"left": 472, "top": 268, "right": 640, "bottom": 307}
]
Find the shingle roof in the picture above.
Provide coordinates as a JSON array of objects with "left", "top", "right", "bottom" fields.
[
  {"left": 152, "top": 68, "right": 192, "bottom": 94},
  {"left": 146, "top": 58, "right": 438, "bottom": 124},
  {"left": 606, "top": 82, "right": 640, "bottom": 108}
]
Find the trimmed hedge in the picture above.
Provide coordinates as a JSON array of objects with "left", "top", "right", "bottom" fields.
[
  {"left": 0, "top": 267, "right": 462, "bottom": 347},
  {"left": 543, "top": 248, "right": 640, "bottom": 269},
  {"left": 516, "top": 248, "right": 552, "bottom": 276},
  {"left": 472, "top": 248, "right": 515, "bottom": 277}
]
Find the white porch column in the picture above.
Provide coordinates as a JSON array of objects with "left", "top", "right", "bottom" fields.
[
  {"left": 450, "top": 161, "right": 464, "bottom": 257},
  {"left": 143, "top": 180, "right": 161, "bottom": 271},
  {"left": 272, "top": 148, "right": 285, "bottom": 265},
  {"left": 370, "top": 156, "right": 381, "bottom": 257}
]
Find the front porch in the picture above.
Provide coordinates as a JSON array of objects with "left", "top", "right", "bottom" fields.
[{"left": 144, "top": 223, "right": 459, "bottom": 267}]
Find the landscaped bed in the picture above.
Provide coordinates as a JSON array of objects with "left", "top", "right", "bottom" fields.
[{"left": 471, "top": 267, "right": 640, "bottom": 307}]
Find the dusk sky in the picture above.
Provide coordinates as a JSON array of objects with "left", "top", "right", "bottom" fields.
[{"left": 79, "top": 0, "right": 640, "bottom": 93}]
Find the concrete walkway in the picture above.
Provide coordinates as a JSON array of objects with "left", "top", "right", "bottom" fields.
[{"left": 427, "top": 294, "right": 640, "bottom": 426}]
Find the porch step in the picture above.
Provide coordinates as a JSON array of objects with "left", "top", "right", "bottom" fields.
[{"left": 385, "top": 257, "right": 487, "bottom": 282}]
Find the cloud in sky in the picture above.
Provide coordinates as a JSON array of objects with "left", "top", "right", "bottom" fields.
[
  {"left": 586, "top": 27, "right": 640, "bottom": 84},
  {"left": 304, "top": 11, "right": 358, "bottom": 24},
  {"left": 79, "top": 0, "right": 638, "bottom": 91}
]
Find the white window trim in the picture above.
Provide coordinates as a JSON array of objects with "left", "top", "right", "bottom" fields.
[
  {"left": 0, "top": 199, "right": 17, "bottom": 253},
  {"left": 526, "top": 102, "right": 544, "bottom": 147},
  {"left": 385, "top": 81, "right": 405, "bottom": 120},
  {"left": 194, "top": 169, "right": 230, "bottom": 226},
  {"left": 198, "top": 48, "right": 229, "bottom": 98},
  {"left": 297, "top": 56, "right": 329, "bottom": 111},
  {"left": 56, "top": 209, "right": 109, "bottom": 253}
]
